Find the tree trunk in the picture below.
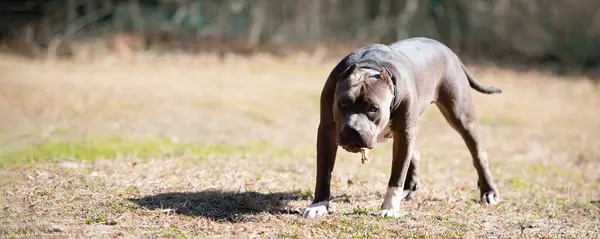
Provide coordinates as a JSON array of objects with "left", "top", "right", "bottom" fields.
[{"left": 248, "top": 0, "right": 266, "bottom": 47}]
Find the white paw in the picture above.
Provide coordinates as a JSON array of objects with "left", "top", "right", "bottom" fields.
[
  {"left": 377, "top": 209, "right": 406, "bottom": 218},
  {"left": 303, "top": 201, "right": 329, "bottom": 218},
  {"left": 378, "top": 186, "right": 407, "bottom": 218},
  {"left": 381, "top": 186, "right": 402, "bottom": 208},
  {"left": 481, "top": 191, "right": 500, "bottom": 205}
]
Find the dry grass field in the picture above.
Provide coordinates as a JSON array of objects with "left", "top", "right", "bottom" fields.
[{"left": 0, "top": 52, "right": 599, "bottom": 238}]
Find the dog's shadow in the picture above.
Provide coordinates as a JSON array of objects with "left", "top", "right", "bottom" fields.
[{"left": 129, "top": 190, "right": 310, "bottom": 221}]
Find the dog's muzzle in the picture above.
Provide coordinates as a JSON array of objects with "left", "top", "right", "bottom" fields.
[{"left": 337, "top": 126, "right": 374, "bottom": 152}]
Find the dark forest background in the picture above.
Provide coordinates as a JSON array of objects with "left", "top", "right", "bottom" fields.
[{"left": 1, "top": 0, "right": 600, "bottom": 75}]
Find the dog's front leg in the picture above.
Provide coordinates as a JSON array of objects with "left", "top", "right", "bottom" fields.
[
  {"left": 378, "top": 111, "right": 418, "bottom": 218},
  {"left": 303, "top": 121, "right": 338, "bottom": 218}
]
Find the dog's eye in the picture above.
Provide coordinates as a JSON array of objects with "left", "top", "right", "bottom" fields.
[
  {"left": 339, "top": 101, "right": 348, "bottom": 108},
  {"left": 367, "top": 106, "right": 379, "bottom": 113}
]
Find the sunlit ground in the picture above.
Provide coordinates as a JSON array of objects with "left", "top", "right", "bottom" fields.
[{"left": 1, "top": 52, "right": 599, "bottom": 238}]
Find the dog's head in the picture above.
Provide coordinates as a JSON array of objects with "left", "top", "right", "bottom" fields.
[{"left": 333, "top": 63, "right": 396, "bottom": 153}]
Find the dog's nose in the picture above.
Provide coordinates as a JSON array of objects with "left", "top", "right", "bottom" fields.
[
  {"left": 340, "top": 126, "right": 369, "bottom": 147},
  {"left": 342, "top": 126, "right": 360, "bottom": 139}
]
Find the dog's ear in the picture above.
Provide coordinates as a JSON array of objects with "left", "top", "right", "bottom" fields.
[
  {"left": 379, "top": 68, "right": 393, "bottom": 85},
  {"left": 379, "top": 68, "right": 388, "bottom": 80},
  {"left": 340, "top": 63, "right": 357, "bottom": 79}
]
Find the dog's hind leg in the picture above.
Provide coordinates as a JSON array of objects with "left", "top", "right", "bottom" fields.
[{"left": 434, "top": 75, "right": 500, "bottom": 205}]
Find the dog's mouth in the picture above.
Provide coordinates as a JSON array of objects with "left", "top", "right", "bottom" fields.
[
  {"left": 338, "top": 142, "right": 373, "bottom": 153},
  {"left": 340, "top": 145, "right": 361, "bottom": 153},
  {"left": 336, "top": 136, "right": 375, "bottom": 153}
]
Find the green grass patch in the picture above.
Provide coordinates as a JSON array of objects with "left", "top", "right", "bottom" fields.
[
  {"left": 0, "top": 136, "right": 303, "bottom": 168},
  {"left": 294, "top": 189, "right": 313, "bottom": 198},
  {"left": 509, "top": 177, "right": 536, "bottom": 193},
  {"left": 161, "top": 226, "right": 189, "bottom": 239},
  {"left": 123, "top": 185, "right": 141, "bottom": 196},
  {"left": 521, "top": 162, "right": 584, "bottom": 181},
  {"left": 84, "top": 215, "right": 106, "bottom": 225},
  {"left": 105, "top": 200, "right": 139, "bottom": 212},
  {"left": 352, "top": 207, "right": 370, "bottom": 215},
  {"left": 337, "top": 217, "right": 386, "bottom": 238}
]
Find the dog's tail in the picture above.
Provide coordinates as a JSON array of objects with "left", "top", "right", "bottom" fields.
[{"left": 461, "top": 62, "right": 502, "bottom": 94}]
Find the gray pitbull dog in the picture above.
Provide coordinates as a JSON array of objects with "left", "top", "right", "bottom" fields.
[{"left": 303, "top": 37, "right": 501, "bottom": 218}]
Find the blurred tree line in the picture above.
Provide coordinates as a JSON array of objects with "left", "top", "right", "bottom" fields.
[{"left": 1, "top": 0, "right": 600, "bottom": 71}]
